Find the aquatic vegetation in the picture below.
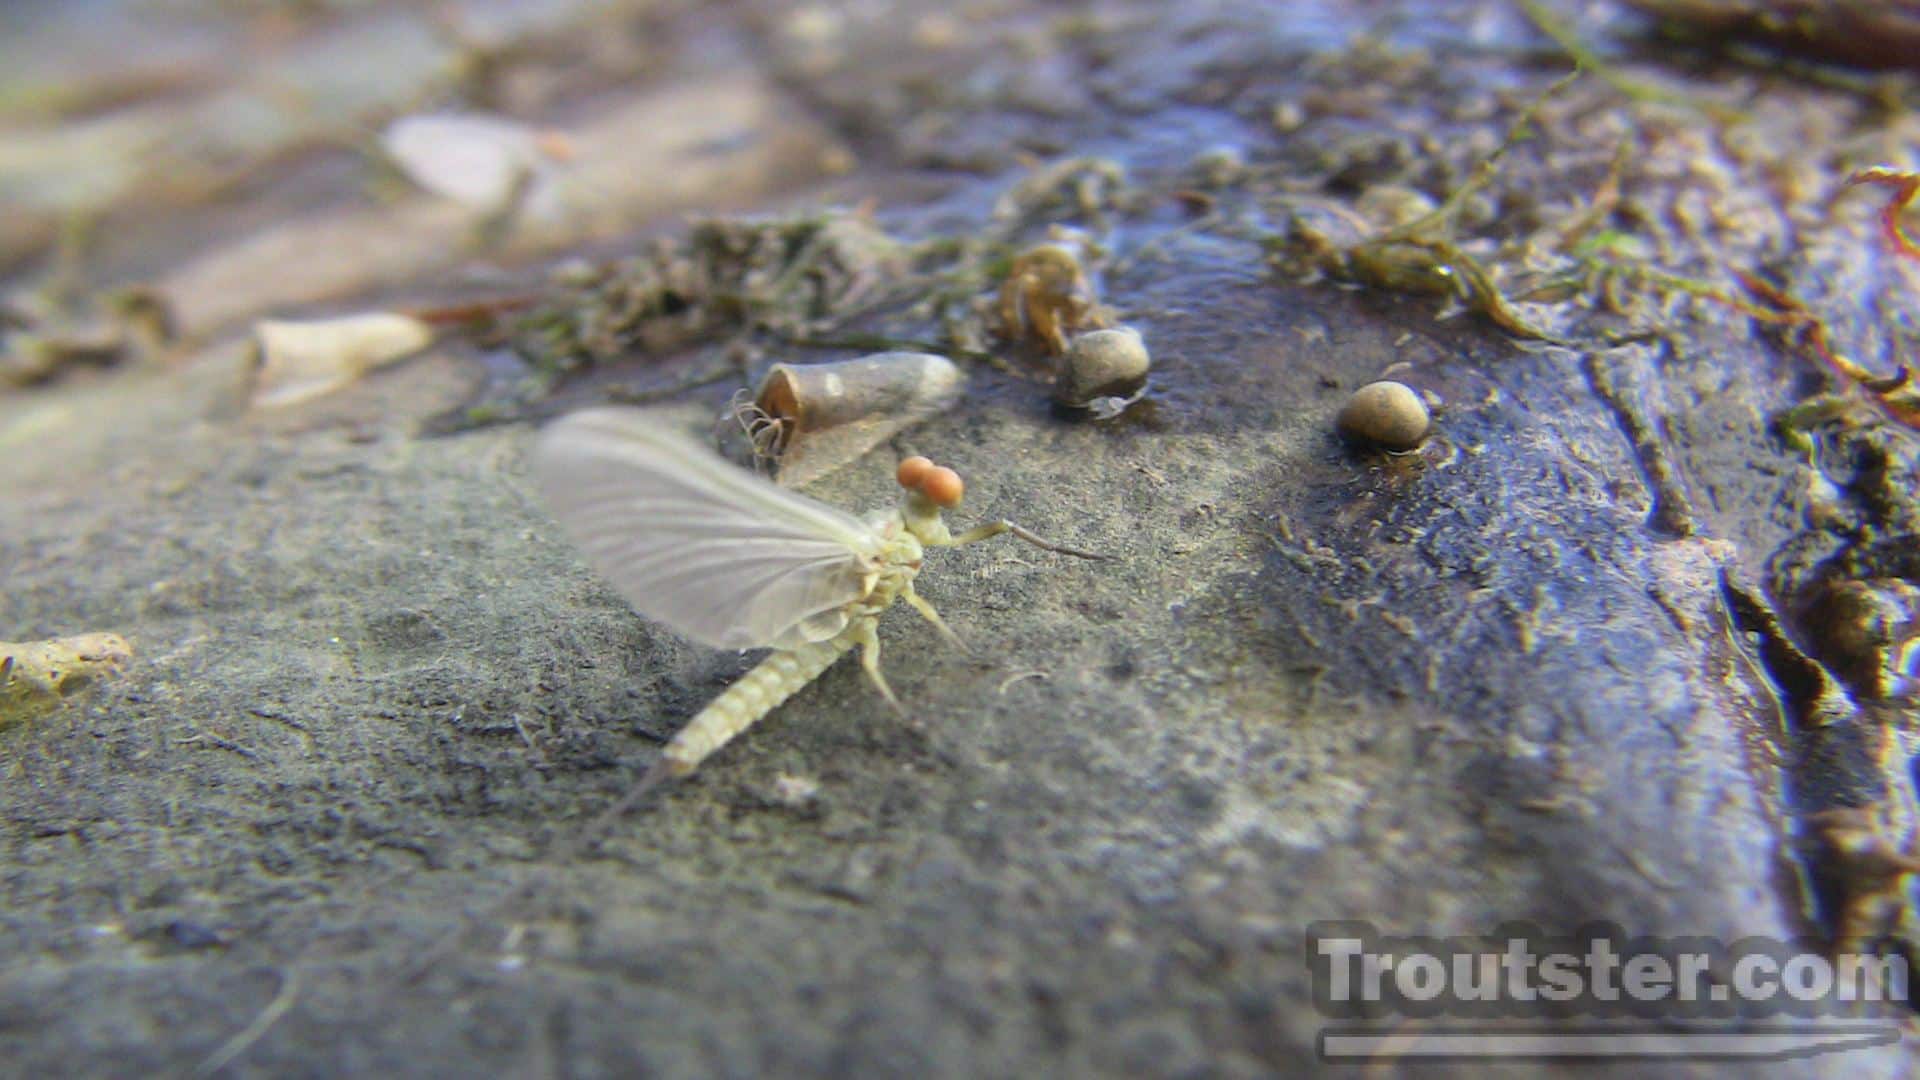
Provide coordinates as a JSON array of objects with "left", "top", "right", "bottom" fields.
[
  {"left": 1, "top": 285, "right": 175, "bottom": 388},
  {"left": 1268, "top": 72, "right": 1579, "bottom": 342},
  {"left": 1518, "top": 0, "right": 1745, "bottom": 120},
  {"left": 1846, "top": 168, "right": 1920, "bottom": 263},
  {"left": 514, "top": 208, "right": 907, "bottom": 379},
  {"left": 990, "top": 157, "right": 1128, "bottom": 228},
  {"left": 1736, "top": 270, "right": 1920, "bottom": 435}
]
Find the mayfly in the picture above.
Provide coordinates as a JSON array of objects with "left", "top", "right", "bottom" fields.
[{"left": 531, "top": 406, "right": 1106, "bottom": 810}]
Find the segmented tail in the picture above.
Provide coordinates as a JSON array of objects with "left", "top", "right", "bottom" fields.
[{"left": 661, "top": 637, "right": 852, "bottom": 775}]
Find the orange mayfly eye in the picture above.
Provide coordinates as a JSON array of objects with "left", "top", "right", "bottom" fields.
[
  {"left": 918, "top": 466, "right": 964, "bottom": 508},
  {"left": 897, "top": 455, "right": 935, "bottom": 491},
  {"left": 535, "top": 130, "right": 577, "bottom": 162}
]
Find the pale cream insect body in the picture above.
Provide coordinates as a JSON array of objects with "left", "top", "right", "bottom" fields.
[{"left": 531, "top": 407, "right": 1101, "bottom": 791}]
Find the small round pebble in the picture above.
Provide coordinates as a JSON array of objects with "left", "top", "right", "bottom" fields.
[
  {"left": 1055, "top": 327, "right": 1151, "bottom": 409},
  {"left": 1337, "top": 380, "right": 1430, "bottom": 451}
]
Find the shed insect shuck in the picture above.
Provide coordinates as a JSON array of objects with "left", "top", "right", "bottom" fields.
[
  {"left": 742, "top": 351, "right": 965, "bottom": 487},
  {"left": 530, "top": 407, "right": 1105, "bottom": 788}
]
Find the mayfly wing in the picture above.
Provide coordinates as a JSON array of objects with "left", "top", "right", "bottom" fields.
[{"left": 531, "top": 408, "right": 886, "bottom": 651}]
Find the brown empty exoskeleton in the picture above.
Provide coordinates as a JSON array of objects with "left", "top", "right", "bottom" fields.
[
  {"left": 531, "top": 407, "right": 1105, "bottom": 795},
  {"left": 997, "top": 243, "right": 1106, "bottom": 355}
]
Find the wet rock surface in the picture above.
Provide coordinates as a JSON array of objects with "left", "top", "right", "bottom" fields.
[{"left": 3, "top": 2, "right": 1918, "bottom": 1075}]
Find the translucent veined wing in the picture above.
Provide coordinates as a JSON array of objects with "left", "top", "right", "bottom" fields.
[{"left": 531, "top": 408, "right": 886, "bottom": 651}]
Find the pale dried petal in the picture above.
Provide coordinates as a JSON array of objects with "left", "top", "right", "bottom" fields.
[
  {"left": 381, "top": 113, "right": 561, "bottom": 213},
  {"left": 250, "top": 312, "right": 433, "bottom": 408}
]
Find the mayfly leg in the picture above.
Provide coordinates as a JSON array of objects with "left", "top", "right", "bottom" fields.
[
  {"left": 726, "top": 389, "right": 789, "bottom": 472},
  {"left": 851, "top": 614, "right": 954, "bottom": 763},
  {"left": 852, "top": 617, "right": 905, "bottom": 715},
  {"left": 938, "top": 519, "right": 1112, "bottom": 560},
  {"left": 901, "top": 581, "right": 964, "bottom": 649}
]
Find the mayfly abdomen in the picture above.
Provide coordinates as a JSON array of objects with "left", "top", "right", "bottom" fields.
[{"left": 661, "top": 635, "right": 854, "bottom": 775}]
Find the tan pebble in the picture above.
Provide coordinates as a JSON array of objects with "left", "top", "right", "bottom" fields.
[
  {"left": 1055, "top": 326, "right": 1150, "bottom": 410},
  {"left": 1337, "top": 380, "right": 1429, "bottom": 451}
]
